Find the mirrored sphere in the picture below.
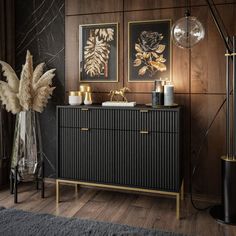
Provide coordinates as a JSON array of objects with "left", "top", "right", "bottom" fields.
[{"left": 171, "top": 16, "right": 205, "bottom": 48}]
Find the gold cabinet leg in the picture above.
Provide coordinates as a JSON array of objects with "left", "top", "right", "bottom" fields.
[
  {"left": 176, "top": 193, "right": 180, "bottom": 220},
  {"left": 75, "top": 184, "right": 79, "bottom": 194},
  {"left": 56, "top": 180, "right": 60, "bottom": 204},
  {"left": 181, "top": 180, "right": 184, "bottom": 201}
]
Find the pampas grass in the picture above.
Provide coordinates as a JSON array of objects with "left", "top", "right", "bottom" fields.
[{"left": 0, "top": 50, "right": 56, "bottom": 114}]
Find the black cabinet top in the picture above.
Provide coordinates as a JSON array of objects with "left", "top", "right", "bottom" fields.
[{"left": 57, "top": 104, "right": 181, "bottom": 111}]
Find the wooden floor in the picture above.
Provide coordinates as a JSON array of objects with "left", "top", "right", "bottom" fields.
[{"left": 0, "top": 182, "right": 235, "bottom": 236}]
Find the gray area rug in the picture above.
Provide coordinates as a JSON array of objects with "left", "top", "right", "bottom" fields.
[{"left": 0, "top": 207, "right": 185, "bottom": 236}]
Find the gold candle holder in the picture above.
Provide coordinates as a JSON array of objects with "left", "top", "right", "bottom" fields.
[
  {"left": 79, "top": 84, "right": 91, "bottom": 93},
  {"left": 68, "top": 91, "right": 82, "bottom": 105},
  {"left": 79, "top": 84, "right": 92, "bottom": 105},
  {"left": 84, "top": 92, "right": 92, "bottom": 105}
]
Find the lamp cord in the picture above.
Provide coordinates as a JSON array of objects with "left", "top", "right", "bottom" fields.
[{"left": 190, "top": 96, "right": 227, "bottom": 211}]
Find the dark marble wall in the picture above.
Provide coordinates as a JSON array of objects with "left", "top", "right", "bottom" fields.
[{"left": 15, "top": 0, "right": 65, "bottom": 177}]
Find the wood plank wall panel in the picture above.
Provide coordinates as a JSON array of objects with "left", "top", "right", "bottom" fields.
[
  {"left": 124, "top": 7, "right": 190, "bottom": 93},
  {"left": 124, "top": 0, "right": 234, "bottom": 11},
  {"left": 191, "top": 95, "right": 226, "bottom": 196},
  {"left": 191, "top": 4, "right": 236, "bottom": 93},
  {"left": 124, "top": 0, "right": 187, "bottom": 11},
  {"left": 65, "top": 0, "right": 236, "bottom": 197},
  {"left": 66, "top": 0, "right": 123, "bottom": 15},
  {"left": 65, "top": 13, "right": 123, "bottom": 92}
]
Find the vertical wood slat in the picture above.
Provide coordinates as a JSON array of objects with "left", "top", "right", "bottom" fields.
[{"left": 57, "top": 106, "right": 182, "bottom": 192}]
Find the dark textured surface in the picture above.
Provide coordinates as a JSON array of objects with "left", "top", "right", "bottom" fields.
[
  {"left": 15, "top": 0, "right": 65, "bottom": 178},
  {"left": 0, "top": 207, "right": 185, "bottom": 236},
  {"left": 57, "top": 106, "right": 182, "bottom": 192},
  {"left": 0, "top": 0, "right": 15, "bottom": 187}
]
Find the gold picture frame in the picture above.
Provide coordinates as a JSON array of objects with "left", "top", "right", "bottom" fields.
[
  {"left": 128, "top": 19, "right": 172, "bottom": 82},
  {"left": 79, "top": 22, "right": 119, "bottom": 83}
]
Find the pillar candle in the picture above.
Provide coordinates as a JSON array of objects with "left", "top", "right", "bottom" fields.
[{"left": 164, "top": 83, "right": 174, "bottom": 106}]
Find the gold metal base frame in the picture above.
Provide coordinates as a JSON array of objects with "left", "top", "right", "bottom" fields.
[{"left": 56, "top": 179, "right": 184, "bottom": 220}]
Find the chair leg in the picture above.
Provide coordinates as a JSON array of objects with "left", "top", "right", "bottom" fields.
[
  {"left": 14, "top": 166, "right": 18, "bottom": 204},
  {"left": 41, "top": 161, "right": 44, "bottom": 198},
  {"left": 10, "top": 171, "right": 14, "bottom": 194}
]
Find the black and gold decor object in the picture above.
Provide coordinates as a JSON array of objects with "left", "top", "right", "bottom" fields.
[
  {"left": 170, "top": 0, "right": 236, "bottom": 225},
  {"left": 56, "top": 105, "right": 183, "bottom": 219},
  {"left": 209, "top": 33, "right": 236, "bottom": 224},
  {"left": 205, "top": 0, "right": 236, "bottom": 225},
  {"left": 79, "top": 23, "right": 118, "bottom": 82},
  {"left": 152, "top": 79, "right": 165, "bottom": 107},
  {"left": 128, "top": 19, "right": 171, "bottom": 82},
  {"left": 109, "top": 87, "right": 130, "bottom": 102}
]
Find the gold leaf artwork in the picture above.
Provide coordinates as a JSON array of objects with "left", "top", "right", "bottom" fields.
[
  {"left": 83, "top": 27, "right": 115, "bottom": 78},
  {"left": 133, "top": 31, "right": 167, "bottom": 77},
  {"left": 138, "top": 66, "right": 148, "bottom": 75},
  {"left": 133, "top": 58, "right": 142, "bottom": 67},
  {"left": 150, "top": 61, "right": 167, "bottom": 72}
]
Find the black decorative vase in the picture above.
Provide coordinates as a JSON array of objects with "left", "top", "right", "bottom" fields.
[
  {"left": 210, "top": 157, "right": 236, "bottom": 225},
  {"left": 152, "top": 91, "right": 164, "bottom": 107}
]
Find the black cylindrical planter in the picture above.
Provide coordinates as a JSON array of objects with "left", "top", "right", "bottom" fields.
[
  {"left": 210, "top": 157, "right": 236, "bottom": 225},
  {"left": 152, "top": 91, "right": 164, "bottom": 106}
]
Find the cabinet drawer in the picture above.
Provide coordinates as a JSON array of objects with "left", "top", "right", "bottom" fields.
[
  {"left": 58, "top": 128, "right": 181, "bottom": 191},
  {"left": 58, "top": 107, "right": 179, "bottom": 133}
]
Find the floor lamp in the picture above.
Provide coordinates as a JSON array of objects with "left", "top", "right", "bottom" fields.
[{"left": 171, "top": 0, "right": 236, "bottom": 225}]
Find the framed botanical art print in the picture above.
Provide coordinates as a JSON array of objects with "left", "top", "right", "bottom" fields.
[
  {"left": 79, "top": 23, "right": 118, "bottom": 82},
  {"left": 128, "top": 19, "right": 171, "bottom": 82}
]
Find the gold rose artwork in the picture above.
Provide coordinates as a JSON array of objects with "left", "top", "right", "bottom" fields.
[
  {"left": 79, "top": 23, "right": 118, "bottom": 82},
  {"left": 128, "top": 20, "right": 171, "bottom": 82}
]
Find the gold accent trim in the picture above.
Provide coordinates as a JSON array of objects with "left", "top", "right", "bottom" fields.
[
  {"left": 221, "top": 156, "right": 236, "bottom": 162},
  {"left": 81, "top": 108, "right": 89, "bottom": 111},
  {"left": 56, "top": 179, "right": 183, "bottom": 220},
  {"left": 225, "top": 53, "right": 236, "bottom": 57},
  {"left": 75, "top": 184, "right": 78, "bottom": 194},
  {"left": 181, "top": 180, "right": 184, "bottom": 201},
  {"left": 81, "top": 128, "right": 89, "bottom": 131},
  {"left": 140, "top": 130, "right": 149, "bottom": 134},
  {"left": 140, "top": 109, "right": 149, "bottom": 113},
  {"left": 57, "top": 179, "right": 179, "bottom": 196},
  {"left": 69, "top": 91, "right": 82, "bottom": 96},
  {"left": 128, "top": 19, "right": 172, "bottom": 83},
  {"left": 56, "top": 179, "right": 60, "bottom": 204},
  {"left": 79, "top": 22, "right": 119, "bottom": 83},
  {"left": 176, "top": 193, "right": 180, "bottom": 220}
]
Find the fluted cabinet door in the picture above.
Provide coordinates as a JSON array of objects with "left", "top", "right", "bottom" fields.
[
  {"left": 59, "top": 128, "right": 117, "bottom": 183},
  {"left": 113, "top": 131, "right": 180, "bottom": 191}
]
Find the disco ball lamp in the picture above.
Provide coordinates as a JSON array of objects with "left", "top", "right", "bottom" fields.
[{"left": 171, "top": 15, "right": 205, "bottom": 48}]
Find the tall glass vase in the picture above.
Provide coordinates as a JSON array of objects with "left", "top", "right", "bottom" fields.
[{"left": 11, "top": 110, "right": 42, "bottom": 182}]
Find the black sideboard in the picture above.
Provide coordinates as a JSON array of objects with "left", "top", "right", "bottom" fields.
[{"left": 56, "top": 105, "right": 183, "bottom": 219}]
